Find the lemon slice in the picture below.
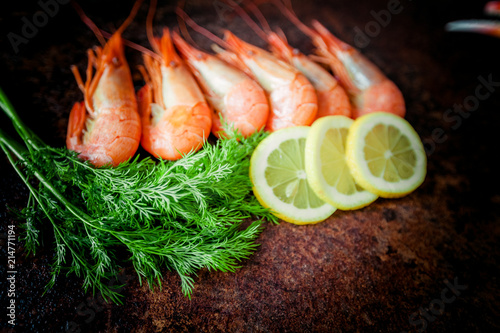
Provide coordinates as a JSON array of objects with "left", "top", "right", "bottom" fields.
[
  {"left": 305, "top": 116, "right": 378, "bottom": 210},
  {"left": 346, "top": 112, "right": 427, "bottom": 198},
  {"left": 250, "top": 127, "right": 336, "bottom": 224}
]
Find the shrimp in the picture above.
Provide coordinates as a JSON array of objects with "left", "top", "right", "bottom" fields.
[
  {"left": 137, "top": 2, "right": 212, "bottom": 160},
  {"left": 67, "top": 1, "right": 142, "bottom": 167},
  {"left": 311, "top": 21, "right": 405, "bottom": 118},
  {"left": 240, "top": 1, "right": 351, "bottom": 118},
  {"left": 177, "top": 7, "right": 317, "bottom": 132},
  {"left": 172, "top": 31, "right": 269, "bottom": 138},
  {"left": 276, "top": 0, "right": 405, "bottom": 119},
  {"left": 267, "top": 32, "right": 351, "bottom": 119},
  {"left": 222, "top": 32, "right": 318, "bottom": 131}
]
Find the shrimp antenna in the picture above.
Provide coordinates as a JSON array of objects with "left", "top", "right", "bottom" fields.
[
  {"left": 271, "top": 0, "right": 341, "bottom": 54},
  {"left": 309, "top": 54, "right": 333, "bottom": 65},
  {"left": 242, "top": 0, "right": 272, "bottom": 34},
  {"left": 176, "top": 7, "right": 232, "bottom": 50},
  {"left": 146, "top": 0, "right": 161, "bottom": 53},
  {"left": 176, "top": 0, "right": 198, "bottom": 46},
  {"left": 115, "top": 0, "right": 145, "bottom": 35},
  {"left": 98, "top": 29, "right": 162, "bottom": 62},
  {"left": 269, "top": 0, "right": 317, "bottom": 38},
  {"left": 274, "top": 27, "right": 288, "bottom": 42},
  {"left": 222, "top": 0, "right": 269, "bottom": 41},
  {"left": 72, "top": 2, "right": 107, "bottom": 46},
  {"left": 110, "top": 0, "right": 163, "bottom": 61}
]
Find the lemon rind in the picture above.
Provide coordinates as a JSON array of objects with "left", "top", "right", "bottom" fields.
[
  {"left": 305, "top": 116, "right": 378, "bottom": 210},
  {"left": 346, "top": 112, "right": 427, "bottom": 198},
  {"left": 250, "top": 127, "right": 337, "bottom": 224}
]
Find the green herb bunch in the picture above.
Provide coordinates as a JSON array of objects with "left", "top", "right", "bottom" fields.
[{"left": 0, "top": 87, "right": 277, "bottom": 303}]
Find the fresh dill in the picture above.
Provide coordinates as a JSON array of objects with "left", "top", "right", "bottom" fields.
[{"left": 0, "top": 87, "right": 277, "bottom": 303}]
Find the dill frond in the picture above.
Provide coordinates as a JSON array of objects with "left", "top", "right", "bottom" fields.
[{"left": 0, "top": 86, "right": 276, "bottom": 302}]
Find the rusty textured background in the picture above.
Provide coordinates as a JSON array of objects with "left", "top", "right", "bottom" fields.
[{"left": 1, "top": 0, "right": 500, "bottom": 332}]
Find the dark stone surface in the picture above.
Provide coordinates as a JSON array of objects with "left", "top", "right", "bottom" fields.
[{"left": 1, "top": 0, "right": 500, "bottom": 332}]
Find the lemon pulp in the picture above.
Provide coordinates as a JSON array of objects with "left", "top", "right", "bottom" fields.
[
  {"left": 250, "top": 127, "right": 336, "bottom": 224},
  {"left": 346, "top": 112, "right": 426, "bottom": 198},
  {"left": 305, "top": 116, "right": 377, "bottom": 210}
]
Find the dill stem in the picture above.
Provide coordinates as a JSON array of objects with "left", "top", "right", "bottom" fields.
[
  {"left": 0, "top": 85, "right": 273, "bottom": 301},
  {"left": 0, "top": 128, "right": 123, "bottom": 240},
  {"left": 0, "top": 86, "right": 43, "bottom": 150},
  {"left": 0, "top": 141, "right": 100, "bottom": 284}
]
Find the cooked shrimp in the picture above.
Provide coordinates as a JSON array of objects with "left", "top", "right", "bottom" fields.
[
  {"left": 311, "top": 20, "right": 405, "bottom": 118},
  {"left": 67, "top": 2, "right": 142, "bottom": 167},
  {"left": 223, "top": 32, "right": 318, "bottom": 131},
  {"left": 267, "top": 32, "right": 351, "bottom": 119},
  {"left": 172, "top": 31, "right": 269, "bottom": 138},
  {"left": 276, "top": 0, "right": 405, "bottom": 119},
  {"left": 137, "top": 19, "right": 212, "bottom": 160},
  {"left": 238, "top": 1, "right": 351, "bottom": 119},
  {"left": 177, "top": 8, "right": 317, "bottom": 132}
]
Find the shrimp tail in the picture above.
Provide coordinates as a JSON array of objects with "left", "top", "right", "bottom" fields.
[{"left": 445, "top": 20, "right": 500, "bottom": 38}]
